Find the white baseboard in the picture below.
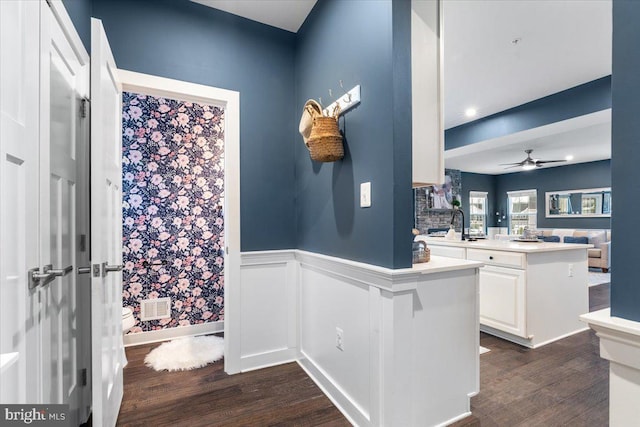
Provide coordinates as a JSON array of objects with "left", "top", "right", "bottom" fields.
[
  {"left": 297, "top": 351, "right": 369, "bottom": 427},
  {"left": 124, "top": 321, "right": 224, "bottom": 347},
  {"left": 240, "top": 348, "right": 297, "bottom": 373}
]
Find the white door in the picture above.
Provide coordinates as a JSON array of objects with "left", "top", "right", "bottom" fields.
[
  {"left": 38, "top": 3, "right": 89, "bottom": 425},
  {"left": 90, "top": 18, "right": 124, "bottom": 427},
  {"left": 0, "top": 0, "right": 41, "bottom": 404}
]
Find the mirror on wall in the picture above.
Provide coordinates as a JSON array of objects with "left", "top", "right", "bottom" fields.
[{"left": 545, "top": 187, "right": 611, "bottom": 218}]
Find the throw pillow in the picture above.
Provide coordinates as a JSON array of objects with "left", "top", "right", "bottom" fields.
[
  {"left": 542, "top": 235, "right": 560, "bottom": 242},
  {"left": 564, "top": 236, "right": 589, "bottom": 244},
  {"left": 588, "top": 231, "right": 606, "bottom": 249}
]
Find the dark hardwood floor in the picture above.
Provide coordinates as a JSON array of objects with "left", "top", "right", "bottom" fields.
[{"left": 118, "top": 283, "right": 610, "bottom": 427}]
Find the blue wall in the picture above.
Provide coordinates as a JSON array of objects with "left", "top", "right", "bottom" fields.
[
  {"left": 294, "top": 0, "right": 413, "bottom": 268},
  {"left": 62, "top": 0, "right": 92, "bottom": 52},
  {"left": 90, "top": 0, "right": 297, "bottom": 251},
  {"left": 494, "top": 160, "right": 611, "bottom": 230},
  {"left": 461, "top": 172, "right": 497, "bottom": 229},
  {"left": 611, "top": 0, "right": 640, "bottom": 321},
  {"left": 445, "top": 76, "right": 611, "bottom": 150}
]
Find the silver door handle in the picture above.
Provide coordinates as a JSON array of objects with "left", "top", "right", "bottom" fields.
[
  {"left": 78, "top": 266, "right": 91, "bottom": 274},
  {"left": 50, "top": 265, "right": 73, "bottom": 277},
  {"left": 28, "top": 265, "right": 54, "bottom": 289},
  {"left": 104, "top": 264, "right": 123, "bottom": 273}
]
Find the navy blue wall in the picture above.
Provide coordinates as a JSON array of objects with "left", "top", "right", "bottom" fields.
[
  {"left": 611, "top": 0, "right": 640, "bottom": 321},
  {"left": 90, "top": 0, "right": 297, "bottom": 251},
  {"left": 461, "top": 173, "right": 497, "bottom": 229},
  {"left": 294, "top": 0, "right": 413, "bottom": 268},
  {"left": 445, "top": 76, "right": 611, "bottom": 150},
  {"left": 62, "top": 0, "right": 92, "bottom": 52},
  {"left": 494, "top": 160, "right": 611, "bottom": 230}
]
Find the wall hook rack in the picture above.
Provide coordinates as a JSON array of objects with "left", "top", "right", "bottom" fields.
[{"left": 322, "top": 84, "right": 361, "bottom": 117}]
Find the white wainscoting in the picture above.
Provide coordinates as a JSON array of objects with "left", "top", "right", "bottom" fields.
[
  {"left": 124, "top": 321, "right": 224, "bottom": 347},
  {"left": 239, "top": 251, "right": 298, "bottom": 372}
]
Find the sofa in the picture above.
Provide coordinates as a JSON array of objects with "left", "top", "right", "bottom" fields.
[{"left": 538, "top": 229, "right": 611, "bottom": 272}]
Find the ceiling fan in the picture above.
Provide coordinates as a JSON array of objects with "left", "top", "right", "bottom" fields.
[{"left": 501, "top": 149, "right": 566, "bottom": 171}]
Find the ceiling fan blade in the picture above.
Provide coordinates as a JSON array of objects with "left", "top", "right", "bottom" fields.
[
  {"left": 504, "top": 165, "right": 523, "bottom": 169},
  {"left": 536, "top": 159, "right": 567, "bottom": 164},
  {"left": 499, "top": 162, "right": 524, "bottom": 166}
]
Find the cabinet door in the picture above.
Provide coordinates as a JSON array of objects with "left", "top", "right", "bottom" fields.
[{"left": 479, "top": 265, "right": 526, "bottom": 338}]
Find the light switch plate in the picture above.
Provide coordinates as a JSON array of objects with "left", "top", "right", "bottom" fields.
[{"left": 360, "top": 182, "right": 371, "bottom": 208}]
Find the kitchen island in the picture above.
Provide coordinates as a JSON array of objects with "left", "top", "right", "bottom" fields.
[{"left": 416, "top": 236, "right": 592, "bottom": 348}]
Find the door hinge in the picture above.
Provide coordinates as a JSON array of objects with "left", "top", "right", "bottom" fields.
[
  {"left": 80, "top": 98, "right": 89, "bottom": 118},
  {"left": 80, "top": 368, "right": 87, "bottom": 387},
  {"left": 79, "top": 234, "right": 86, "bottom": 252}
]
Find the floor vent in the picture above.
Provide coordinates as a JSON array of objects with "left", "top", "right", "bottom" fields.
[{"left": 140, "top": 297, "right": 171, "bottom": 321}]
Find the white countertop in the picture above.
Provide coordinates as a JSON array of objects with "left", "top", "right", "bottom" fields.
[
  {"left": 417, "top": 235, "right": 593, "bottom": 253},
  {"left": 404, "top": 255, "right": 484, "bottom": 275},
  {"left": 581, "top": 308, "right": 640, "bottom": 338}
]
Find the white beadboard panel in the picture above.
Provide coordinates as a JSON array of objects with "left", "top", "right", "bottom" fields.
[
  {"left": 238, "top": 250, "right": 297, "bottom": 372},
  {"left": 299, "top": 263, "right": 373, "bottom": 421},
  {"left": 123, "top": 321, "right": 223, "bottom": 347}
]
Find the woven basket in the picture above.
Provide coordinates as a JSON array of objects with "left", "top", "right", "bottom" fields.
[{"left": 307, "top": 116, "right": 344, "bottom": 162}]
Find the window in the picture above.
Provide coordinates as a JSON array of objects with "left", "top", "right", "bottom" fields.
[
  {"left": 469, "top": 191, "right": 488, "bottom": 236},
  {"left": 508, "top": 190, "right": 537, "bottom": 235}
]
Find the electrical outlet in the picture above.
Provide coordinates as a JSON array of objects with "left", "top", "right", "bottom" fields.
[
  {"left": 336, "top": 327, "right": 344, "bottom": 351},
  {"left": 360, "top": 182, "right": 371, "bottom": 208},
  {"left": 568, "top": 263, "right": 574, "bottom": 277}
]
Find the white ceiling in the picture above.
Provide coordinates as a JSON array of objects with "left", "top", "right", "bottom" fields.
[
  {"left": 191, "top": 0, "right": 612, "bottom": 174},
  {"left": 445, "top": 110, "right": 611, "bottom": 175},
  {"left": 191, "top": 0, "right": 317, "bottom": 33}
]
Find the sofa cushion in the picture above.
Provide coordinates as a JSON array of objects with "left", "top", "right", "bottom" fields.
[
  {"left": 542, "top": 235, "right": 560, "bottom": 242},
  {"left": 588, "top": 248, "right": 602, "bottom": 258},
  {"left": 573, "top": 230, "right": 590, "bottom": 238},
  {"left": 588, "top": 231, "right": 607, "bottom": 249},
  {"left": 553, "top": 229, "right": 576, "bottom": 239},
  {"left": 564, "top": 236, "right": 589, "bottom": 244}
]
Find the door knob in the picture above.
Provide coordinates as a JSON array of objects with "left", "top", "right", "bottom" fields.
[
  {"left": 78, "top": 266, "right": 91, "bottom": 274},
  {"left": 104, "top": 263, "right": 123, "bottom": 273}
]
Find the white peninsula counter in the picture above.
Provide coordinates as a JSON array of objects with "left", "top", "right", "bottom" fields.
[
  {"left": 416, "top": 237, "right": 592, "bottom": 348},
  {"left": 293, "top": 251, "right": 483, "bottom": 426}
]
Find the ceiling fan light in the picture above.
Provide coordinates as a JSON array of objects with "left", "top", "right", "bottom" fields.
[{"left": 522, "top": 163, "right": 536, "bottom": 171}]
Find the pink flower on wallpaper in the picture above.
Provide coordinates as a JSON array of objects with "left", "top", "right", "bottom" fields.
[
  {"left": 202, "top": 311, "right": 212, "bottom": 320},
  {"left": 172, "top": 134, "right": 182, "bottom": 143},
  {"left": 192, "top": 206, "right": 202, "bottom": 215},
  {"left": 177, "top": 112, "right": 189, "bottom": 126},
  {"left": 201, "top": 231, "right": 213, "bottom": 240},
  {"left": 150, "top": 131, "right": 163, "bottom": 142},
  {"left": 177, "top": 196, "right": 189, "bottom": 209},
  {"left": 124, "top": 128, "right": 134, "bottom": 138},
  {"left": 128, "top": 239, "right": 143, "bottom": 253},
  {"left": 157, "top": 189, "right": 171, "bottom": 198},
  {"left": 148, "top": 291, "right": 159, "bottom": 300},
  {"left": 128, "top": 105, "right": 143, "bottom": 119},
  {"left": 177, "top": 154, "right": 189, "bottom": 168},
  {"left": 151, "top": 174, "right": 163, "bottom": 186},
  {"left": 174, "top": 300, "right": 183, "bottom": 310},
  {"left": 202, "top": 271, "right": 213, "bottom": 280},
  {"left": 176, "top": 237, "right": 189, "bottom": 251},
  {"left": 147, "top": 205, "right": 159, "bottom": 215},
  {"left": 147, "top": 118, "right": 158, "bottom": 129},
  {"left": 192, "top": 287, "right": 202, "bottom": 297},
  {"left": 192, "top": 247, "right": 202, "bottom": 256},
  {"left": 158, "top": 104, "right": 170, "bottom": 113},
  {"left": 177, "top": 278, "right": 189, "bottom": 291},
  {"left": 192, "top": 165, "right": 203, "bottom": 175},
  {"left": 157, "top": 274, "right": 170, "bottom": 284},
  {"left": 195, "top": 298, "right": 206, "bottom": 309},
  {"left": 151, "top": 218, "right": 163, "bottom": 229},
  {"left": 215, "top": 217, "right": 223, "bottom": 227},
  {"left": 195, "top": 258, "right": 206, "bottom": 269},
  {"left": 201, "top": 191, "right": 213, "bottom": 200},
  {"left": 124, "top": 217, "right": 135, "bottom": 227},
  {"left": 157, "top": 146, "right": 171, "bottom": 156},
  {"left": 129, "top": 282, "right": 142, "bottom": 297},
  {"left": 128, "top": 150, "right": 143, "bottom": 164},
  {"left": 193, "top": 124, "right": 203, "bottom": 134},
  {"left": 147, "top": 162, "right": 158, "bottom": 172},
  {"left": 158, "top": 232, "right": 170, "bottom": 241},
  {"left": 172, "top": 217, "right": 182, "bottom": 227},
  {"left": 215, "top": 296, "right": 223, "bottom": 306},
  {"left": 179, "top": 320, "right": 190, "bottom": 327},
  {"left": 147, "top": 248, "right": 158, "bottom": 258}
]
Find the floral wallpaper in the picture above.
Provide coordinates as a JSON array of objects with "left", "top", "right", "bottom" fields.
[{"left": 122, "top": 92, "right": 225, "bottom": 333}]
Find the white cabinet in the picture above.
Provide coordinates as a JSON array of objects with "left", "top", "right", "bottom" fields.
[
  {"left": 428, "top": 244, "right": 465, "bottom": 259},
  {"left": 479, "top": 265, "right": 526, "bottom": 338},
  {"left": 411, "top": 0, "right": 444, "bottom": 187}
]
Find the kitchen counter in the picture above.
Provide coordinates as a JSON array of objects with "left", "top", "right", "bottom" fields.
[
  {"left": 416, "top": 235, "right": 591, "bottom": 348},
  {"left": 417, "top": 236, "right": 593, "bottom": 252}
]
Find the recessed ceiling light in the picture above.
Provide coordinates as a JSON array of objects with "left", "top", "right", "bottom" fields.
[
  {"left": 565, "top": 155, "right": 574, "bottom": 161},
  {"left": 465, "top": 108, "right": 477, "bottom": 118}
]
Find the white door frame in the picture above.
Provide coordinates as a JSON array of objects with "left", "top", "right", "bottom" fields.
[{"left": 117, "top": 70, "right": 242, "bottom": 374}]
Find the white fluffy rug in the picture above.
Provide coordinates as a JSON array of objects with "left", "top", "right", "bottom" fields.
[
  {"left": 480, "top": 346, "right": 491, "bottom": 355},
  {"left": 588, "top": 270, "right": 611, "bottom": 287},
  {"left": 144, "top": 335, "right": 224, "bottom": 371}
]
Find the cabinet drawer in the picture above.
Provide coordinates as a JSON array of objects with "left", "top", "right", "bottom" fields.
[
  {"left": 467, "top": 248, "right": 525, "bottom": 269},
  {"left": 428, "top": 245, "right": 466, "bottom": 259}
]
